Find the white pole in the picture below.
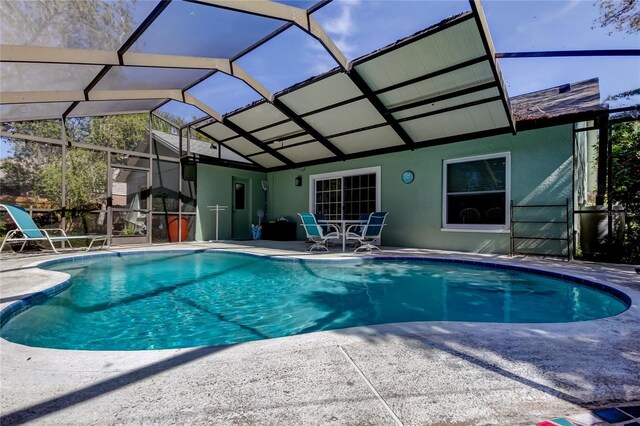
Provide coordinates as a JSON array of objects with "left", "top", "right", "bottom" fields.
[
  {"left": 207, "top": 205, "right": 228, "bottom": 242},
  {"left": 215, "top": 204, "right": 220, "bottom": 241}
]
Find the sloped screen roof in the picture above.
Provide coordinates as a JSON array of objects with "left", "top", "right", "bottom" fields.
[{"left": 0, "top": 0, "right": 514, "bottom": 171}]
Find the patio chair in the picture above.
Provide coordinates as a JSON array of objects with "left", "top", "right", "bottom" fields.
[
  {"left": 348, "top": 213, "right": 371, "bottom": 248},
  {"left": 484, "top": 207, "right": 503, "bottom": 223},
  {"left": 459, "top": 207, "right": 481, "bottom": 224},
  {"left": 0, "top": 204, "right": 108, "bottom": 254},
  {"left": 297, "top": 212, "right": 340, "bottom": 252},
  {"left": 313, "top": 212, "right": 329, "bottom": 235},
  {"left": 345, "top": 211, "right": 388, "bottom": 253}
]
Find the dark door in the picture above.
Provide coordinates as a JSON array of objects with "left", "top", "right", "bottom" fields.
[{"left": 231, "top": 177, "right": 251, "bottom": 239}]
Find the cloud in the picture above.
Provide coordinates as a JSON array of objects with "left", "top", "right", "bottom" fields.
[
  {"left": 516, "top": 0, "right": 582, "bottom": 35},
  {"left": 305, "top": 0, "right": 361, "bottom": 74},
  {"left": 537, "top": 0, "right": 581, "bottom": 25},
  {"left": 324, "top": 0, "right": 360, "bottom": 35},
  {"left": 323, "top": 0, "right": 361, "bottom": 55}
]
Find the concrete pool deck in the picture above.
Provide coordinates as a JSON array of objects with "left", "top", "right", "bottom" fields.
[{"left": 0, "top": 241, "right": 639, "bottom": 425}]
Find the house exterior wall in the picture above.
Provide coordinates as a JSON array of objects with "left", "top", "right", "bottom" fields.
[
  {"left": 195, "top": 166, "right": 267, "bottom": 241},
  {"left": 196, "top": 124, "right": 573, "bottom": 254}
]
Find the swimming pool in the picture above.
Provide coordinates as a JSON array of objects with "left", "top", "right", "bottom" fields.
[{"left": 0, "top": 251, "right": 630, "bottom": 350}]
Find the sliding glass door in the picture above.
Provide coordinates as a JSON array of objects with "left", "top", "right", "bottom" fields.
[{"left": 310, "top": 167, "right": 380, "bottom": 220}]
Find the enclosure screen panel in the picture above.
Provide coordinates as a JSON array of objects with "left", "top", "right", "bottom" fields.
[
  {"left": 0, "top": 103, "right": 72, "bottom": 122},
  {"left": 0, "top": 0, "right": 159, "bottom": 50},
  {"left": 224, "top": 137, "right": 263, "bottom": 156},
  {"left": 68, "top": 99, "right": 166, "bottom": 118},
  {"left": 253, "top": 121, "right": 305, "bottom": 143},
  {"left": 278, "top": 73, "right": 363, "bottom": 115},
  {"left": 400, "top": 100, "right": 509, "bottom": 142},
  {"left": 304, "top": 99, "right": 385, "bottom": 136},
  {"left": 392, "top": 87, "right": 500, "bottom": 121},
  {"left": 329, "top": 126, "right": 404, "bottom": 155},
  {"left": 377, "top": 61, "right": 494, "bottom": 109},
  {"left": 250, "top": 152, "right": 285, "bottom": 168},
  {"left": 228, "top": 103, "right": 289, "bottom": 132},
  {"left": 235, "top": 26, "right": 336, "bottom": 93},
  {"left": 155, "top": 100, "right": 207, "bottom": 125},
  {"left": 94, "top": 67, "right": 210, "bottom": 91},
  {"left": 129, "top": 1, "right": 283, "bottom": 58},
  {"left": 278, "top": 142, "right": 333, "bottom": 163},
  {"left": 188, "top": 72, "right": 262, "bottom": 115},
  {"left": 199, "top": 122, "right": 238, "bottom": 141},
  {"left": 0, "top": 63, "right": 103, "bottom": 92},
  {"left": 354, "top": 18, "right": 484, "bottom": 91}
]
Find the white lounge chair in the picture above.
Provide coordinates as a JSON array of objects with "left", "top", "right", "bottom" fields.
[{"left": 0, "top": 204, "right": 108, "bottom": 253}]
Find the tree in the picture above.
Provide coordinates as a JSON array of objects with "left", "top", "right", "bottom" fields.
[
  {"left": 595, "top": 0, "right": 640, "bottom": 34},
  {"left": 609, "top": 120, "right": 640, "bottom": 263},
  {"left": 66, "top": 113, "right": 150, "bottom": 151},
  {"left": 1, "top": 114, "right": 149, "bottom": 211},
  {"left": 34, "top": 148, "right": 108, "bottom": 210},
  {"left": 0, "top": 132, "right": 63, "bottom": 208},
  {"left": 611, "top": 121, "right": 640, "bottom": 210},
  {"left": 0, "top": 0, "right": 136, "bottom": 50}
]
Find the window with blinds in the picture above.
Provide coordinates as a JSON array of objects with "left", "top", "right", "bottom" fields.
[{"left": 443, "top": 153, "right": 510, "bottom": 229}]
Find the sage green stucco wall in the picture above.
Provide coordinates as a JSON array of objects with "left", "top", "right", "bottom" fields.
[
  {"left": 196, "top": 165, "right": 267, "bottom": 241},
  {"left": 266, "top": 125, "right": 573, "bottom": 254},
  {"left": 195, "top": 125, "right": 572, "bottom": 253}
]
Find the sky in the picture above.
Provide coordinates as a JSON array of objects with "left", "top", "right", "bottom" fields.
[{"left": 158, "top": 0, "right": 638, "bottom": 120}]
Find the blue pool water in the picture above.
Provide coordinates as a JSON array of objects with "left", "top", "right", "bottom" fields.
[{"left": 0, "top": 251, "right": 629, "bottom": 350}]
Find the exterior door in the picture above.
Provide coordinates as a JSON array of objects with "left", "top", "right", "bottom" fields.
[
  {"left": 231, "top": 177, "right": 251, "bottom": 240},
  {"left": 109, "top": 166, "right": 150, "bottom": 245}
]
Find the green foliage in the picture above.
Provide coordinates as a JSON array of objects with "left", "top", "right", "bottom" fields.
[
  {"left": 595, "top": 0, "right": 640, "bottom": 34},
  {"left": 65, "top": 149, "right": 107, "bottom": 209},
  {"left": 1, "top": 119, "right": 62, "bottom": 139},
  {"left": 66, "top": 113, "right": 149, "bottom": 151},
  {"left": 610, "top": 121, "right": 640, "bottom": 263},
  {"left": 153, "top": 111, "right": 185, "bottom": 129},
  {"left": 0, "top": 0, "right": 135, "bottom": 49},
  {"left": 622, "top": 219, "right": 640, "bottom": 263},
  {"left": 610, "top": 121, "right": 640, "bottom": 214},
  {"left": 606, "top": 88, "right": 640, "bottom": 102},
  {"left": 0, "top": 139, "right": 63, "bottom": 205},
  {"left": 1, "top": 114, "right": 148, "bottom": 210}
]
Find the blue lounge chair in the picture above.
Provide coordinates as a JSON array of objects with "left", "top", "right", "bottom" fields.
[
  {"left": 297, "top": 212, "right": 340, "bottom": 252},
  {"left": 345, "top": 212, "right": 388, "bottom": 253},
  {"left": 0, "top": 204, "right": 108, "bottom": 253}
]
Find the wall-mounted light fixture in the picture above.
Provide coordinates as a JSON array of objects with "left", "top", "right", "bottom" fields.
[{"left": 295, "top": 175, "right": 302, "bottom": 187}]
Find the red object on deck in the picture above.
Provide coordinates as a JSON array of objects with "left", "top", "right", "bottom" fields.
[{"left": 167, "top": 216, "right": 188, "bottom": 242}]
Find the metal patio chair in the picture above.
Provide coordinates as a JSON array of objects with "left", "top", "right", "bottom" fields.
[
  {"left": 345, "top": 211, "right": 388, "bottom": 253},
  {"left": 297, "top": 212, "right": 340, "bottom": 252}
]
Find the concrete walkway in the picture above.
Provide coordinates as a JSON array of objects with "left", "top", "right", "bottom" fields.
[{"left": 1, "top": 242, "right": 639, "bottom": 425}]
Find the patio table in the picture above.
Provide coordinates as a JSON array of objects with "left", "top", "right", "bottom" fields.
[{"left": 318, "top": 219, "right": 366, "bottom": 252}]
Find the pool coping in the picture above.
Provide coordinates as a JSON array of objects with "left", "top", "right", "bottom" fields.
[
  {"left": 1, "top": 243, "right": 639, "bottom": 425},
  {"left": 0, "top": 247, "right": 636, "bottom": 335}
]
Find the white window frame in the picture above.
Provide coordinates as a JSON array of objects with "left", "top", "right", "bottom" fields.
[
  {"left": 442, "top": 152, "right": 511, "bottom": 233},
  {"left": 309, "top": 166, "right": 381, "bottom": 216}
]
